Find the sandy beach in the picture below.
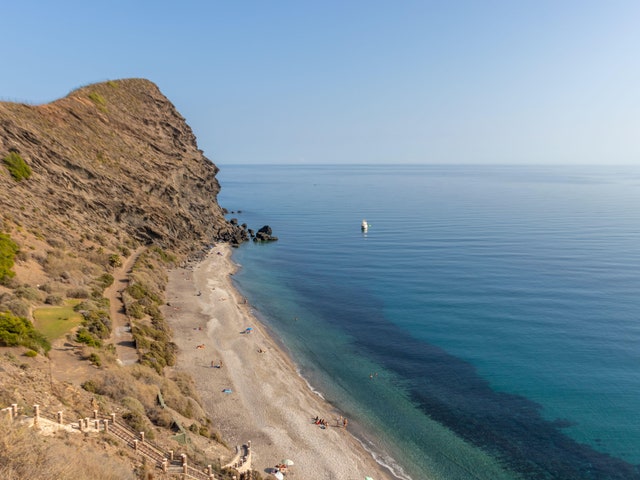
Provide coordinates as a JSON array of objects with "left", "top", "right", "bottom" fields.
[{"left": 165, "top": 243, "right": 395, "bottom": 480}]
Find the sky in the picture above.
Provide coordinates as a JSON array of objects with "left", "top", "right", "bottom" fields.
[{"left": 2, "top": 1, "right": 639, "bottom": 165}]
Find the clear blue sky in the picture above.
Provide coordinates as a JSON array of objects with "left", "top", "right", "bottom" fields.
[{"left": 2, "top": 1, "right": 639, "bottom": 165}]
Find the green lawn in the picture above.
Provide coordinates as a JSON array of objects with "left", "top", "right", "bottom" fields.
[{"left": 33, "top": 300, "right": 83, "bottom": 341}]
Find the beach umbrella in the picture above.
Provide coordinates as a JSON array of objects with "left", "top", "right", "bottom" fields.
[
  {"left": 281, "top": 459, "right": 294, "bottom": 466},
  {"left": 273, "top": 472, "right": 284, "bottom": 480}
]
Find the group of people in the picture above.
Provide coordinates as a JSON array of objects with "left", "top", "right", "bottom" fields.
[
  {"left": 312, "top": 415, "right": 348, "bottom": 429},
  {"left": 313, "top": 416, "right": 328, "bottom": 427}
]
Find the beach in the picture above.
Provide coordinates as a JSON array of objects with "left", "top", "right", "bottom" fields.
[{"left": 165, "top": 243, "right": 395, "bottom": 480}]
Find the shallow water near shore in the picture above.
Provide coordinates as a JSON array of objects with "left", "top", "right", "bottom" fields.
[{"left": 217, "top": 164, "right": 640, "bottom": 480}]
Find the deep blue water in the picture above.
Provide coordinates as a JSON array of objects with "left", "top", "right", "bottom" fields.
[{"left": 216, "top": 165, "right": 640, "bottom": 480}]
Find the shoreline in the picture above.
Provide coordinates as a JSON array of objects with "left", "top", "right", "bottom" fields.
[{"left": 165, "top": 243, "right": 396, "bottom": 479}]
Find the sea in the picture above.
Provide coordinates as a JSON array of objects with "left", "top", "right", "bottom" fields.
[{"left": 215, "top": 164, "right": 640, "bottom": 480}]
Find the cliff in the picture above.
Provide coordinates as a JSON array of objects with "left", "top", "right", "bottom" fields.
[
  {"left": 0, "top": 80, "right": 250, "bottom": 478},
  {"left": 0, "top": 78, "right": 245, "bottom": 253}
]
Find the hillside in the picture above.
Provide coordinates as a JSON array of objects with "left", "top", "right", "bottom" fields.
[
  {"left": 0, "top": 78, "right": 246, "bottom": 252},
  {"left": 0, "top": 79, "right": 255, "bottom": 479}
]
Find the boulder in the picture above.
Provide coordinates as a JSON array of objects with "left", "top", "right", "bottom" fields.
[{"left": 253, "top": 225, "right": 278, "bottom": 242}]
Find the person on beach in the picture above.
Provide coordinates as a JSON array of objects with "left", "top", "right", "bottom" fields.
[{"left": 343, "top": 417, "right": 348, "bottom": 429}]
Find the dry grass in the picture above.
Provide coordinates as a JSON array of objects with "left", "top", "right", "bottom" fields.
[{"left": 0, "top": 417, "right": 136, "bottom": 480}]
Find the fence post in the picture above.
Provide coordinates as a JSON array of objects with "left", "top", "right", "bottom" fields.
[
  {"left": 33, "top": 404, "right": 39, "bottom": 427},
  {"left": 78, "top": 418, "right": 84, "bottom": 431},
  {"left": 103, "top": 418, "right": 109, "bottom": 432},
  {"left": 133, "top": 439, "right": 139, "bottom": 451},
  {"left": 139, "top": 431, "right": 145, "bottom": 443},
  {"left": 57, "top": 411, "right": 63, "bottom": 424},
  {"left": 93, "top": 409, "right": 98, "bottom": 419}
]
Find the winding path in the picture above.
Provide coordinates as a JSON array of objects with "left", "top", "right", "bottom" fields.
[{"left": 106, "top": 247, "right": 144, "bottom": 365}]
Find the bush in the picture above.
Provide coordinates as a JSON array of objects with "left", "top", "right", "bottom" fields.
[
  {"left": 88, "top": 91, "right": 108, "bottom": 114},
  {"left": 15, "top": 285, "right": 41, "bottom": 301},
  {"left": 2, "top": 152, "right": 32, "bottom": 181},
  {"left": 121, "top": 396, "right": 154, "bottom": 439},
  {"left": 81, "top": 379, "right": 98, "bottom": 393},
  {"left": 0, "top": 233, "right": 19, "bottom": 283},
  {"left": 0, "top": 312, "right": 51, "bottom": 352},
  {"left": 127, "top": 283, "right": 147, "bottom": 300},
  {"left": 44, "top": 295, "right": 63, "bottom": 305},
  {"left": 24, "top": 349, "right": 37, "bottom": 357},
  {"left": 76, "top": 328, "right": 101, "bottom": 347},
  {"left": 66, "top": 288, "right": 90, "bottom": 299},
  {"left": 88, "top": 352, "right": 101, "bottom": 366},
  {"left": 128, "top": 302, "right": 144, "bottom": 319},
  {"left": 3, "top": 297, "right": 29, "bottom": 317},
  {"left": 108, "top": 254, "right": 122, "bottom": 268},
  {"left": 96, "top": 273, "right": 114, "bottom": 290}
]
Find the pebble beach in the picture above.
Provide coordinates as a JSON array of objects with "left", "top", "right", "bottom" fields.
[{"left": 165, "top": 243, "right": 394, "bottom": 480}]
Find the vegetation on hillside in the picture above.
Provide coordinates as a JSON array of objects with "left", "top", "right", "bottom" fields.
[
  {"left": 125, "top": 246, "right": 179, "bottom": 373},
  {"left": 0, "top": 79, "right": 251, "bottom": 479},
  {"left": 2, "top": 151, "right": 32, "bottom": 181},
  {"left": 0, "top": 312, "right": 51, "bottom": 353},
  {"left": 0, "top": 233, "right": 18, "bottom": 284},
  {"left": 0, "top": 417, "right": 136, "bottom": 480}
]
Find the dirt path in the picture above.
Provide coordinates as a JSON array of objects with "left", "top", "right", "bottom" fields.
[{"left": 105, "top": 247, "right": 145, "bottom": 365}]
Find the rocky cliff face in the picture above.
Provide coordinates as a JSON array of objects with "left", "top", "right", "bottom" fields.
[{"left": 0, "top": 78, "right": 245, "bottom": 253}]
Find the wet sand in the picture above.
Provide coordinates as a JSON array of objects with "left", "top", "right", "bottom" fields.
[{"left": 165, "top": 243, "right": 394, "bottom": 480}]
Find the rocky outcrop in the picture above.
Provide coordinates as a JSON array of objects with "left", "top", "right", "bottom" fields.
[
  {"left": 0, "top": 78, "right": 245, "bottom": 254},
  {"left": 253, "top": 225, "right": 278, "bottom": 243}
]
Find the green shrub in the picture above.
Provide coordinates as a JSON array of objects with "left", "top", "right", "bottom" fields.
[
  {"left": 127, "top": 283, "right": 147, "bottom": 300},
  {"left": 0, "top": 312, "right": 51, "bottom": 352},
  {"left": 108, "top": 254, "right": 122, "bottom": 268},
  {"left": 96, "top": 273, "right": 114, "bottom": 290},
  {"left": 2, "top": 152, "right": 32, "bottom": 181},
  {"left": 76, "top": 328, "right": 101, "bottom": 347},
  {"left": 81, "top": 379, "right": 98, "bottom": 393},
  {"left": 24, "top": 349, "right": 38, "bottom": 357},
  {"left": 0, "top": 233, "right": 19, "bottom": 283},
  {"left": 88, "top": 92, "right": 106, "bottom": 108},
  {"left": 128, "top": 302, "right": 144, "bottom": 319},
  {"left": 88, "top": 352, "right": 101, "bottom": 366}
]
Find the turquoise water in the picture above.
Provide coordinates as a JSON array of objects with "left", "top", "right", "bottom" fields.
[{"left": 216, "top": 165, "right": 640, "bottom": 480}]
